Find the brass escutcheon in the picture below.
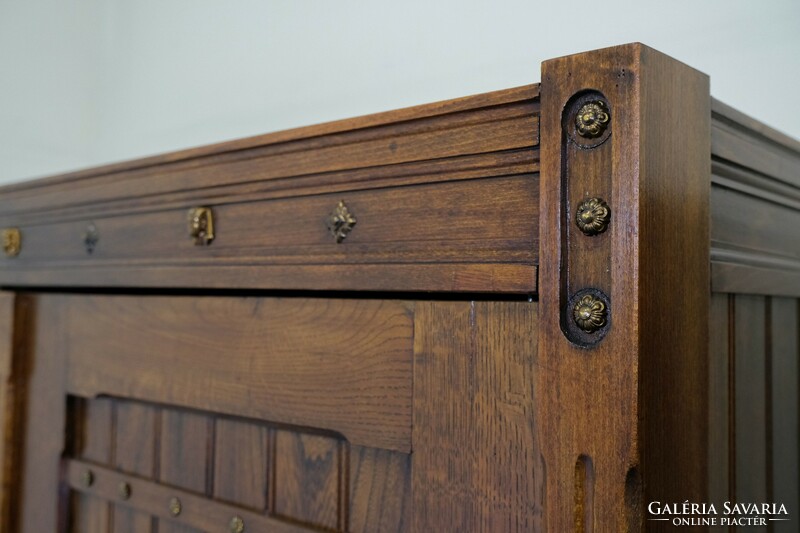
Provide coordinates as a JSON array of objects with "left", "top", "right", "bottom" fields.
[
  {"left": 575, "top": 100, "right": 610, "bottom": 138},
  {"left": 188, "top": 206, "right": 215, "bottom": 246},
  {"left": 81, "top": 469, "right": 94, "bottom": 488},
  {"left": 325, "top": 200, "right": 357, "bottom": 243},
  {"left": 169, "top": 496, "right": 182, "bottom": 516},
  {"left": 229, "top": 515, "right": 245, "bottom": 533},
  {"left": 2, "top": 228, "right": 21, "bottom": 257},
  {"left": 575, "top": 197, "right": 610, "bottom": 236},
  {"left": 573, "top": 293, "right": 608, "bottom": 333},
  {"left": 118, "top": 481, "right": 131, "bottom": 500}
]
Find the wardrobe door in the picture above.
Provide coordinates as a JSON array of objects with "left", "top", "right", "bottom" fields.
[{"left": 17, "top": 294, "right": 413, "bottom": 533}]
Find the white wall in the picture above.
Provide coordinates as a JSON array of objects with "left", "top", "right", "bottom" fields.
[{"left": 1, "top": 0, "right": 798, "bottom": 185}]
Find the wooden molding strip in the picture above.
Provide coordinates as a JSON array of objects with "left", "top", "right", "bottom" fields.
[{"left": 64, "top": 459, "right": 311, "bottom": 533}]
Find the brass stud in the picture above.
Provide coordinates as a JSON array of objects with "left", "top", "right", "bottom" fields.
[
  {"left": 169, "top": 496, "right": 182, "bottom": 516},
  {"left": 81, "top": 469, "right": 94, "bottom": 488},
  {"left": 573, "top": 293, "right": 608, "bottom": 333},
  {"left": 188, "top": 206, "right": 215, "bottom": 246},
  {"left": 229, "top": 515, "right": 245, "bottom": 533},
  {"left": 2, "top": 228, "right": 21, "bottom": 257},
  {"left": 575, "top": 100, "right": 610, "bottom": 138},
  {"left": 325, "top": 200, "right": 357, "bottom": 243},
  {"left": 83, "top": 222, "right": 99, "bottom": 254},
  {"left": 575, "top": 198, "right": 610, "bottom": 236},
  {"left": 118, "top": 481, "right": 131, "bottom": 500}
]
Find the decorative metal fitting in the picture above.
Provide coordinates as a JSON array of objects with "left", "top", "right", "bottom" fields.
[
  {"left": 575, "top": 198, "right": 610, "bottom": 236},
  {"left": 2, "top": 228, "right": 21, "bottom": 257},
  {"left": 118, "top": 481, "right": 131, "bottom": 500},
  {"left": 188, "top": 206, "right": 215, "bottom": 246},
  {"left": 81, "top": 469, "right": 94, "bottom": 488},
  {"left": 169, "top": 497, "right": 182, "bottom": 516},
  {"left": 573, "top": 293, "right": 608, "bottom": 333},
  {"left": 575, "top": 101, "right": 610, "bottom": 138},
  {"left": 325, "top": 200, "right": 357, "bottom": 243},
  {"left": 229, "top": 515, "right": 245, "bottom": 533},
  {"left": 83, "top": 222, "right": 99, "bottom": 254}
]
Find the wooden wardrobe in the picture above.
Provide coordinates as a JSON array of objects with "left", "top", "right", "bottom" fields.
[{"left": 0, "top": 43, "right": 797, "bottom": 532}]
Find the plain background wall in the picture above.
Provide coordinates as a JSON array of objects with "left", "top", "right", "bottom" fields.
[{"left": 0, "top": 0, "right": 798, "bottom": 185}]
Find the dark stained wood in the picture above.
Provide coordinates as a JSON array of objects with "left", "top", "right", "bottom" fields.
[
  {"left": 0, "top": 84, "right": 539, "bottom": 198},
  {"left": 712, "top": 263, "right": 800, "bottom": 298},
  {"left": 733, "top": 295, "right": 769, "bottom": 517},
  {"left": 16, "top": 295, "right": 68, "bottom": 533},
  {"left": 711, "top": 179, "right": 800, "bottom": 297},
  {"left": 708, "top": 294, "right": 731, "bottom": 511},
  {"left": 0, "top": 262, "right": 538, "bottom": 294},
  {"left": 412, "top": 300, "right": 543, "bottom": 531},
  {"left": 0, "top": 108, "right": 538, "bottom": 217},
  {"left": 213, "top": 419, "right": 269, "bottom": 511},
  {"left": 0, "top": 85, "right": 540, "bottom": 295},
  {"left": 0, "top": 293, "right": 27, "bottom": 533},
  {"left": 70, "top": 397, "right": 113, "bottom": 533},
  {"left": 273, "top": 431, "right": 341, "bottom": 530},
  {"left": 71, "top": 494, "right": 111, "bottom": 533},
  {"left": 711, "top": 98, "right": 800, "bottom": 189},
  {"left": 538, "top": 43, "right": 710, "bottom": 530},
  {"left": 159, "top": 409, "right": 210, "bottom": 494},
  {"left": 2, "top": 175, "right": 538, "bottom": 294},
  {"left": 158, "top": 410, "right": 210, "bottom": 533},
  {"left": 64, "top": 459, "right": 310, "bottom": 533},
  {"left": 710, "top": 98, "right": 800, "bottom": 297},
  {"left": 64, "top": 296, "right": 414, "bottom": 452},
  {"left": 348, "top": 445, "right": 410, "bottom": 532},
  {"left": 112, "top": 401, "right": 158, "bottom": 533},
  {"left": 769, "top": 298, "right": 799, "bottom": 532},
  {"left": 0, "top": 294, "right": 15, "bottom": 531},
  {"left": 1, "top": 44, "right": 798, "bottom": 532}
]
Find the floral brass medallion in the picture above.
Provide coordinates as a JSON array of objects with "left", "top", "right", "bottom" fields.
[
  {"left": 326, "top": 200, "right": 357, "bottom": 243},
  {"left": 573, "top": 293, "right": 608, "bottom": 333},
  {"left": 575, "top": 197, "right": 610, "bottom": 236},
  {"left": 575, "top": 100, "right": 610, "bottom": 138},
  {"left": 229, "top": 516, "right": 245, "bottom": 533}
]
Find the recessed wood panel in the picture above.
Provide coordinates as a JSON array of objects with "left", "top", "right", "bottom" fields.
[
  {"left": 213, "top": 419, "right": 269, "bottom": 511},
  {"left": 65, "top": 295, "right": 413, "bottom": 452},
  {"left": 348, "top": 445, "right": 411, "bottom": 532},
  {"left": 274, "top": 431, "right": 341, "bottom": 530}
]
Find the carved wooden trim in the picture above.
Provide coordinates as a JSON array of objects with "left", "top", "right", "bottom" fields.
[{"left": 537, "top": 43, "right": 710, "bottom": 530}]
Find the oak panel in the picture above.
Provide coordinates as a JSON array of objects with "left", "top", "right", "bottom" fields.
[
  {"left": 213, "top": 419, "right": 269, "bottom": 511},
  {"left": 770, "top": 298, "right": 799, "bottom": 532},
  {"left": 274, "top": 431, "right": 341, "bottom": 530},
  {"left": 412, "top": 300, "right": 543, "bottom": 531},
  {"left": 17, "top": 295, "right": 69, "bottom": 533},
  {"left": 348, "top": 445, "right": 411, "bottom": 533},
  {"left": 158, "top": 410, "right": 210, "bottom": 533},
  {"left": 733, "top": 295, "right": 768, "bottom": 517},
  {"left": 70, "top": 397, "right": 113, "bottom": 533},
  {"left": 112, "top": 402, "right": 158, "bottom": 533},
  {"left": 65, "top": 296, "right": 414, "bottom": 452}
]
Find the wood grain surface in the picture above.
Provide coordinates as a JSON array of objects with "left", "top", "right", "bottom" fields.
[
  {"left": 710, "top": 98, "right": 800, "bottom": 296},
  {"left": 0, "top": 85, "right": 540, "bottom": 294},
  {"left": 412, "top": 300, "right": 543, "bottom": 531},
  {"left": 538, "top": 43, "right": 710, "bottom": 531},
  {"left": 64, "top": 296, "right": 414, "bottom": 453},
  {"left": 16, "top": 295, "right": 69, "bottom": 533},
  {"left": 708, "top": 294, "right": 800, "bottom": 533}
]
